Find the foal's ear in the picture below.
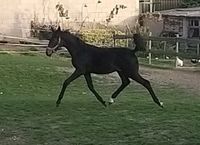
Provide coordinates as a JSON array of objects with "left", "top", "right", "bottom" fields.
[
  {"left": 57, "top": 26, "right": 61, "bottom": 31},
  {"left": 51, "top": 26, "right": 55, "bottom": 32}
]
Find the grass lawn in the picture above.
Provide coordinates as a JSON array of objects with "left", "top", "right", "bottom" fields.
[
  {"left": 0, "top": 53, "right": 200, "bottom": 145},
  {"left": 138, "top": 58, "right": 175, "bottom": 69}
]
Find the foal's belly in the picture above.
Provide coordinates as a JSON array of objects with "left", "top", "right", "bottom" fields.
[
  {"left": 91, "top": 69, "right": 115, "bottom": 74},
  {"left": 88, "top": 64, "right": 116, "bottom": 74}
]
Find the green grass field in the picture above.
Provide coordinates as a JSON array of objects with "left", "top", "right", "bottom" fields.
[{"left": 0, "top": 53, "right": 200, "bottom": 145}]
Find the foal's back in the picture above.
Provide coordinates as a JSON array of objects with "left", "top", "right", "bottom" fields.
[{"left": 84, "top": 46, "right": 139, "bottom": 74}]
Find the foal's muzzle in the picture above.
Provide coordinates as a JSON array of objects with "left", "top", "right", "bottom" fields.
[
  {"left": 46, "top": 47, "right": 55, "bottom": 57},
  {"left": 46, "top": 37, "right": 61, "bottom": 57}
]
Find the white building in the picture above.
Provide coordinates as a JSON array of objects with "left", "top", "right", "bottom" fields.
[{"left": 0, "top": 0, "right": 139, "bottom": 37}]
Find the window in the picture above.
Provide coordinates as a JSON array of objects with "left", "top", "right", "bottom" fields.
[
  {"left": 189, "top": 20, "right": 199, "bottom": 26},
  {"left": 195, "top": 20, "right": 199, "bottom": 26},
  {"left": 189, "top": 28, "right": 199, "bottom": 38},
  {"left": 188, "top": 19, "right": 200, "bottom": 38}
]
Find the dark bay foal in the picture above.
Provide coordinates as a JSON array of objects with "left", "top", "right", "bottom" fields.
[{"left": 46, "top": 27, "right": 163, "bottom": 108}]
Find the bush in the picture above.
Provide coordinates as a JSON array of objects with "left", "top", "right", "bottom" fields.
[{"left": 80, "top": 29, "right": 127, "bottom": 47}]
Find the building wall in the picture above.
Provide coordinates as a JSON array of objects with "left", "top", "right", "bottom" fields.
[
  {"left": 144, "top": 18, "right": 163, "bottom": 36},
  {"left": 0, "top": 0, "right": 139, "bottom": 37},
  {"left": 163, "top": 16, "right": 184, "bottom": 36},
  {"left": 140, "top": 0, "right": 182, "bottom": 13}
]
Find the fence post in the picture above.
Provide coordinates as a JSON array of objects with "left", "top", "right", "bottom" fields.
[
  {"left": 150, "top": 0, "right": 153, "bottom": 13},
  {"left": 163, "top": 41, "right": 166, "bottom": 59},
  {"left": 126, "top": 31, "right": 129, "bottom": 47},
  {"left": 175, "top": 34, "right": 179, "bottom": 68},
  {"left": 197, "top": 44, "right": 200, "bottom": 56},
  {"left": 148, "top": 32, "right": 152, "bottom": 65},
  {"left": 113, "top": 31, "right": 116, "bottom": 47}
]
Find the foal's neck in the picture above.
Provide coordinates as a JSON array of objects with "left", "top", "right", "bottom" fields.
[{"left": 61, "top": 32, "right": 86, "bottom": 57}]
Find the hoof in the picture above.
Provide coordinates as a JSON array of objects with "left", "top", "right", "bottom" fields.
[
  {"left": 108, "top": 98, "right": 115, "bottom": 106},
  {"left": 160, "top": 102, "right": 164, "bottom": 108},
  {"left": 109, "top": 98, "right": 114, "bottom": 103},
  {"left": 108, "top": 102, "right": 113, "bottom": 105},
  {"left": 103, "top": 101, "right": 107, "bottom": 107},
  {"left": 56, "top": 100, "right": 61, "bottom": 107}
]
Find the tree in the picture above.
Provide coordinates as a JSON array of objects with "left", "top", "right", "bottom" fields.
[
  {"left": 55, "top": 3, "right": 70, "bottom": 19},
  {"left": 181, "top": 0, "right": 200, "bottom": 7},
  {"left": 106, "top": 4, "right": 127, "bottom": 24}
]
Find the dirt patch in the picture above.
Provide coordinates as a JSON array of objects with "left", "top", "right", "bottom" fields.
[
  {"left": 139, "top": 67, "right": 200, "bottom": 94},
  {"left": 56, "top": 65, "right": 200, "bottom": 94},
  {"left": 0, "top": 128, "right": 27, "bottom": 145}
]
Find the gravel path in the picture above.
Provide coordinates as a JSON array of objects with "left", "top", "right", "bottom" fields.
[
  {"left": 57, "top": 64, "right": 200, "bottom": 94},
  {"left": 139, "top": 67, "right": 200, "bottom": 94}
]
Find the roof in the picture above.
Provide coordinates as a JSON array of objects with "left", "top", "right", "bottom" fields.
[{"left": 159, "top": 7, "right": 200, "bottom": 17}]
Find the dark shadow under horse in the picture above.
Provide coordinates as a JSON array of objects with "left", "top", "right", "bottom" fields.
[{"left": 46, "top": 27, "right": 163, "bottom": 108}]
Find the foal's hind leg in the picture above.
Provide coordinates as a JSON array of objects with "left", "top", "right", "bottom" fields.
[
  {"left": 109, "top": 72, "right": 130, "bottom": 104},
  {"left": 56, "top": 70, "right": 82, "bottom": 107},
  {"left": 84, "top": 74, "right": 106, "bottom": 107},
  {"left": 130, "top": 73, "right": 163, "bottom": 108}
]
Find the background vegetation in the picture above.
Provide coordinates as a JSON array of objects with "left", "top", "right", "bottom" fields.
[
  {"left": 182, "top": 0, "right": 200, "bottom": 7},
  {"left": 81, "top": 29, "right": 127, "bottom": 47}
]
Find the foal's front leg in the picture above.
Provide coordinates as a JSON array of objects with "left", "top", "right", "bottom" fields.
[
  {"left": 56, "top": 70, "right": 82, "bottom": 107},
  {"left": 84, "top": 74, "right": 106, "bottom": 107},
  {"left": 109, "top": 71, "right": 130, "bottom": 104}
]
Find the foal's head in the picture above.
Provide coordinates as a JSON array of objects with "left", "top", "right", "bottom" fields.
[
  {"left": 46, "top": 26, "right": 63, "bottom": 57},
  {"left": 46, "top": 26, "right": 81, "bottom": 56}
]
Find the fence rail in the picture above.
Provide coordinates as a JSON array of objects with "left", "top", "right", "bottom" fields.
[
  {"left": 113, "top": 34, "right": 200, "bottom": 44},
  {"left": 113, "top": 34, "right": 200, "bottom": 67},
  {"left": 0, "top": 34, "right": 48, "bottom": 46}
]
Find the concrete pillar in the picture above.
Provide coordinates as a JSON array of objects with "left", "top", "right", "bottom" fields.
[{"left": 182, "top": 17, "right": 188, "bottom": 38}]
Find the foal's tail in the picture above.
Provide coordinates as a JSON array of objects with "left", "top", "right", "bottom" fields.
[{"left": 133, "top": 34, "right": 146, "bottom": 52}]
